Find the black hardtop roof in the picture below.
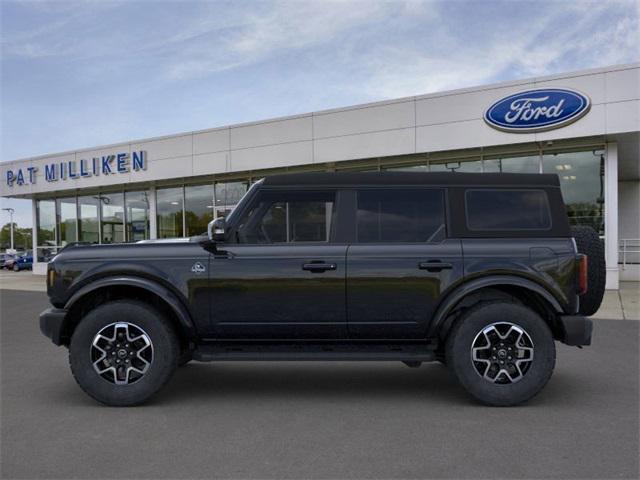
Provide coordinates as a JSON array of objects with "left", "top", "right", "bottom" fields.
[{"left": 262, "top": 171, "right": 560, "bottom": 187}]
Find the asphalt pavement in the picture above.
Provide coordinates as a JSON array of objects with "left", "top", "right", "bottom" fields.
[{"left": 1, "top": 289, "right": 638, "bottom": 479}]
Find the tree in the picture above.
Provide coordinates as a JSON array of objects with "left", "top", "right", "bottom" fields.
[{"left": 0, "top": 223, "right": 32, "bottom": 251}]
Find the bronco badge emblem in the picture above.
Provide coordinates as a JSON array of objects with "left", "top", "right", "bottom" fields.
[{"left": 191, "top": 262, "right": 206, "bottom": 274}]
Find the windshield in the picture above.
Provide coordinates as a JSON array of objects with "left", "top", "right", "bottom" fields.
[
  {"left": 224, "top": 179, "right": 263, "bottom": 225},
  {"left": 192, "top": 179, "right": 263, "bottom": 237}
]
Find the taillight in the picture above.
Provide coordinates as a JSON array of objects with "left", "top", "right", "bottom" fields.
[{"left": 578, "top": 254, "right": 588, "bottom": 295}]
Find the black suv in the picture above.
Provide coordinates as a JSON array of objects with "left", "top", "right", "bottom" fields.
[{"left": 40, "top": 172, "right": 604, "bottom": 406}]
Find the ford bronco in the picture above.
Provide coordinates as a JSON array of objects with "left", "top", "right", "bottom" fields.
[{"left": 40, "top": 172, "right": 604, "bottom": 406}]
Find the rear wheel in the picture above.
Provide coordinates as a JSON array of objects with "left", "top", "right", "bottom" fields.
[
  {"left": 69, "top": 300, "right": 179, "bottom": 406},
  {"left": 13, "top": 264, "right": 19, "bottom": 272},
  {"left": 446, "top": 302, "right": 555, "bottom": 406}
]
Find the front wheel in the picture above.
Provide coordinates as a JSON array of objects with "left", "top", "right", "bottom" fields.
[
  {"left": 69, "top": 300, "right": 179, "bottom": 406},
  {"left": 13, "top": 264, "right": 19, "bottom": 272},
  {"left": 445, "top": 302, "right": 555, "bottom": 406}
]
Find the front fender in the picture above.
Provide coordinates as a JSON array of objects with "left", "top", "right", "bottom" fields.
[
  {"left": 64, "top": 276, "right": 197, "bottom": 339},
  {"left": 427, "top": 275, "right": 565, "bottom": 338}
]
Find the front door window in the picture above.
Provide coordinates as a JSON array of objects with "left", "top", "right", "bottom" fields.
[{"left": 235, "top": 191, "right": 335, "bottom": 244}]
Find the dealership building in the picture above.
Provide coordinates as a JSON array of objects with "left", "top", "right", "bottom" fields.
[{"left": 1, "top": 63, "right": 638, "bottom": 287}]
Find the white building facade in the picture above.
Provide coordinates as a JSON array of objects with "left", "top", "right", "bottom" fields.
[{"left": 1, "top": 63, "right": 639, "bottom": 288}]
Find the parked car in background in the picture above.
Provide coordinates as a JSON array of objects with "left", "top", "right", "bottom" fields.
[
  {"left": 1, "top": 253, "right": 16, "bottom": 269},
  {"left": 12, "top": 252, "right": 33, "bottom": 271},
  {"left": 3, "top": 253, "right": 18, "bottom": 270}
]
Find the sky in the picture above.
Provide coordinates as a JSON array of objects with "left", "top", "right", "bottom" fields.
[{"left": 1, "top": 0, "right": 639, "bottom": 228}]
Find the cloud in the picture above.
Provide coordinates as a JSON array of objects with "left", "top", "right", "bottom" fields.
[
  {"left": 1, "top": 1, "right": 124, "bottom": 58},
  {"left": 3, "top": 0, "right": 637, "bottom": 92},
  {"left": 351, "top": 0, "right": 640, "bottom": 99},
  {"left": 163, "top": 1, "right": 404, "bottom": 80},
  {"left": 1, "top": 0, "right": 638, "bottom": 228},
  {"left": 1, "top": 0, "right": 638, "bottom": 156}
]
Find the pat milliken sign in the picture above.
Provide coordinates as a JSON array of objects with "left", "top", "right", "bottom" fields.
[
  {"left": 484, "top": 88, "right": 591, "bottom": 133},
  {"left": 5, "top": 151, "right": 147, "bottom": 187}
]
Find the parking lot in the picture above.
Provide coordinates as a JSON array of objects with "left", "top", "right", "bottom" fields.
[{"left": 1, "top": 288, "right": 639, "bottom": 479}]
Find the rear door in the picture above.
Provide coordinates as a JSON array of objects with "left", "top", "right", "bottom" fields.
[{"left": 346, "top": 188, "right": 463, "bottom": 339}]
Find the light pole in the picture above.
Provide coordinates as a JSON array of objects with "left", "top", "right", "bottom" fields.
[{"left": 2, "top": 207, "right": 15, "bottom": 251}]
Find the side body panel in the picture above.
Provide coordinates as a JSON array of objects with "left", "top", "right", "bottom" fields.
[
  {"left": 206, "top": 244, "right": 348, "bottom": 339},
  {"left": 50, "top": 243, "right": 211, "bottom": 333},
  {"left": 346, "top": 240, "right": 464, "bottom": 338},
  {"left": 461, "top": 238, "right": 579, "bottom": 312}
]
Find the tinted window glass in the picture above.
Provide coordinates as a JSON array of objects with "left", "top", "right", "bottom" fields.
[
  {"left": 483, "top": 155, "right": 540, "bottom": 173},
  {"left": 77, "top": 196, "right": 100, "bottom": 243},
  {"left": 156, "top": 187, "right": 184, "bottom": 239},
  {"left": 100, "top": 193, "right": 124, "bottom": 244},
  {"left": 356, "top": 189, "right": 445, "bottom": 243},
  {"left": 236, "top": 191, "right": 335, "bottom": 244},
  {"left": 56, "top": 198, "right": 77, "bottom": 246},
  {"left": 185, "top": 184, "right": 214, "bottom": 237},
  {"left": 36, "top": 200, "right": 56, "bottom": 246},
  {"left": 125, "top": 191, "right": 150, "bottom": 242},
  {"left": 543, "top": 151, "right": 604, "bottom": 233},
  {"left": 466, "top": 189, "right": 551, "bottom": 230},
  {"left": 215, "top": 181, "right": 248, "bottom": 219}
]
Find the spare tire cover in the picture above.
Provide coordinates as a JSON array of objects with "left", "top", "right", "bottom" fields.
[{"left": 571, "top": 226, "right": 606, "bottom": 316}]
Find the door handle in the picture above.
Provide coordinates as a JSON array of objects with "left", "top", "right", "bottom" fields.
[
  {"left": 302, "top": 262, "right": 337, "bottom": 273},
  {"left": 418, "top": 261, "right": 453, "bottom": 272}
]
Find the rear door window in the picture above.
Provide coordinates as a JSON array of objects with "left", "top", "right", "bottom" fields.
[
  {"left": 356, "top": 189, "right": 446, "bottom": 243},
  {"left": 465, "top": 189, "right": 551, "bottom": 230}
]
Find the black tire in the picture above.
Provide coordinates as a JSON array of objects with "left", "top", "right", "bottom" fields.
[
  {"left": 13, "top": 264, "right": 19, "bottom": 272},
  {"left": 69, "top": 300, "right": 179, "bottom": 406},
  {"left": 571, "top": 226, "right": 605, "bottom": 316},
  {"left": 446, "top": 302, "right": 555, "bottom": 406}
]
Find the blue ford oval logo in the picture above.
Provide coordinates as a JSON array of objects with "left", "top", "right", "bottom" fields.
[{"left": 484, "top": 88, "right": 591, "bottom": 133}]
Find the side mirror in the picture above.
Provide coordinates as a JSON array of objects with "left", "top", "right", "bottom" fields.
[{"left": 207, "top": 217, "right": 226, "bottom": 242}]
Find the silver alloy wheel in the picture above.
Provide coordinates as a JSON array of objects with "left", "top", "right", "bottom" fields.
[
  {"left": 90, "top": 322, "right": 154, "bottom": 385},
  {"left": 471, "top": 322, "right": 534, "bottom": 384}
]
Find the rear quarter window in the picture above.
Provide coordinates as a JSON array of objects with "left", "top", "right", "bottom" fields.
[{"left": 465, "top": 189, "right": 552, "bottom": 231}]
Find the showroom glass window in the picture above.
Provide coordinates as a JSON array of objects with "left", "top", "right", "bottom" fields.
[
  {"left": 356, "top": 189, "right": 445, "bottom": 243},
  {"left": 430, "top": 159, "right": 482, "bottom": 173},
  {"left": 157, "top": 187, "right": 184, "bottom": 238},
  {"left": 36, "top": 199, "right": 56, "bottom": 249},
  {"left": 125, "top": 191, "right": 150, "bottom": 242},
  {"left": 77, "top": 196, "right": 100, "bottom": 243},
  {"left": 384, "top": 158, "right": 481, "bottom": 173},
  {"left": 214, "top": 181, "right": 248, "bottom": 219},
  {"left": 185, "top": 184, "right": 214, "bottom": 237},
  {"left": 483, "top": 155, "right": 540, "bottom": 173},
  {"left": 56, "top": 197, "right": 77, "bottom": 246},
  {"left": 235, "top": 190, "right": 335, "bottom": 244},
  {"left": 543, "top": 151, "right": 604, "bottom": 233},
  {"left": 100, "top": 193, "right": 124, "bottom": 243},
  {"left": 384, "top": 164, "right": 428, "bottom": 172}
]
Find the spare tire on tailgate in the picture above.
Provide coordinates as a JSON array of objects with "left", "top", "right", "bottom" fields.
[{"left": 571, "top": 226, "right": 606, "bottom": 316}]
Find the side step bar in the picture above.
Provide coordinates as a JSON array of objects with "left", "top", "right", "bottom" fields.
[{"left": 192, "top": 342, "right": 437, "bottom": 362}]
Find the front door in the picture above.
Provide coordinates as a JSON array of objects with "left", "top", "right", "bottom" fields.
[
  {"left": 208, "top": 188, "right": 347, "bottom": 339},
  {"left": 346, "top": 188, "right": 464, "bottom": 338}
]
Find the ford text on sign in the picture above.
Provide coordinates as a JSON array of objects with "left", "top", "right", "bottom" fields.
[{"left": 484, "top": 88, "right": 591, "bottom": 133}]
